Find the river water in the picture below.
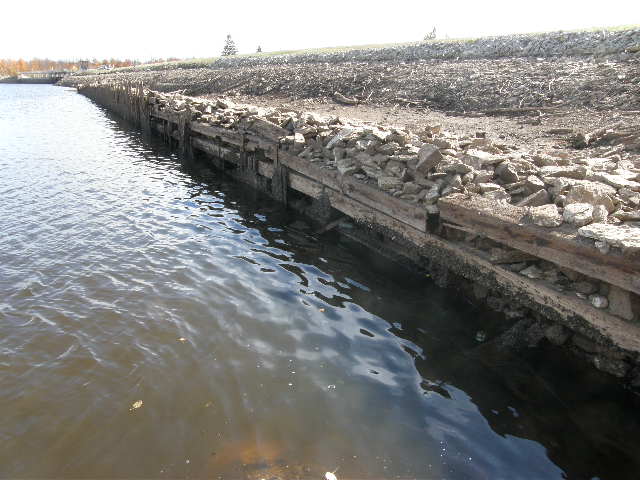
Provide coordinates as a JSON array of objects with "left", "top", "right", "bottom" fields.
[{"left": 1, "top": 84, "right": 639, "bottom": 479}]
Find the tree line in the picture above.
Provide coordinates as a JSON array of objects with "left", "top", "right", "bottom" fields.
[{"left": 0, "top": 57, "right": 180, "bottom": 76}]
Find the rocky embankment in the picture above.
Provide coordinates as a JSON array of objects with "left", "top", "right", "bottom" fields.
[
  {"left": 135, "top": 88, "right": 640, "bottom": 316},
  {"left": 62, "top": 29, "right": 640, "bottom": 112}
]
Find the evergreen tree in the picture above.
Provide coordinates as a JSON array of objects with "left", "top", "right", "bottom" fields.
[
  {"left": 424, "top": 27, "right": 437, "bottom": 41},
  {"left": 222, "top": 34, "right": 238, "bottom": 56}
]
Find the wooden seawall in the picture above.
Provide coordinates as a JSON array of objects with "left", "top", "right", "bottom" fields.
[{"left": 76, "top": 82, "right": 640, "bottom": 386}]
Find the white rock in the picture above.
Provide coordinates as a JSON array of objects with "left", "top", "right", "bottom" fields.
[
  {"left": 563, "top": 202, "right": 594, "bottom": 227},
  {"left": 578, "top": 223, "right": 640, "bottom": 252},
  {"left": 565, "top": 182, "right": 616, "bottom": 212},
  {"left": 415, "top": 144, "right": 443, "bottom": 173},
  {"left": 590, "top": 172, "right": 640, "bottom": 191},
  {"left": 477, "top": 182, "right": 502, "bottom": 193},
  {"left": 326, "top": 128, "right": 355, "bottom": 149},
  {"left": 589, "top": 294, "right": 609, "bottom": 309},
  {"left": 378, "top": 176, "right": 403, "bottom": 191},
  {"left": 528, "top": 204, "right": 563, "bottom": 227},
  {"left": 592, "top": 204, "right": 609, "bottom": 223}
]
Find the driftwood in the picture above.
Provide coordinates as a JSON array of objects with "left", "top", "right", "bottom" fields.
[
  {"left": 483, "top": 106, "right": 558, "bottom": 116},
  {"left": 333, "top": 91, "right": 359, "bottom": 105}
]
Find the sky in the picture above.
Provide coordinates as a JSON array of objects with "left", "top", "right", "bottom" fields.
[{"left": 1, "top": 0, "right": 638, "bottom": 60}]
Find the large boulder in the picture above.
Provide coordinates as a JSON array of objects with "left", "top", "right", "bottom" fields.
[
  {"left": 526, "top": 204, "right": 563, "bottom": 227},
  {"left": 578, "top": 223, "right": 640, "bottom": 252},
  {"left": 565, "top": 182, "right": 616, "bottom": 212},
  {"left": 563, "top": 203, "right": 594, "bottom": 227},
  {"left": 415, "top": 144, "right": 443, "bottom": 174},
  {"left": 496, "top": 162, "right": 519, "bottom": 183}
]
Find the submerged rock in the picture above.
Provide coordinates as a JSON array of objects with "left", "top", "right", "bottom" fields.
[{"left": 589, "top": 294, "right": 609, "bottom": 309}]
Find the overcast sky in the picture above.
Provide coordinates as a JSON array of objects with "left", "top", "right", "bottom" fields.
[{"left": 2, "top": 0, "right": 638, "bottom": 60}]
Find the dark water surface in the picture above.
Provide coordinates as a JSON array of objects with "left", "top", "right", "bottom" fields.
[{"left": 1, "top": 84, "right": 639, "bottom": 479}]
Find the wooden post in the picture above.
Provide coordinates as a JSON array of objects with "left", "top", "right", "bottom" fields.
[{"left": 271, "top": 146, "right": 288, "bottom": 206}]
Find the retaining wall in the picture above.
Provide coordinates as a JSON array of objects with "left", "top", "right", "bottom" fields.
[{"left": 75, "top": 82, "right": 640, "bottom": 388}]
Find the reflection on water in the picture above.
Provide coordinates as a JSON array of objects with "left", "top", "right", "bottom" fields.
[{"left": 0, "top": 84, "right": 638, "bottom": 479}]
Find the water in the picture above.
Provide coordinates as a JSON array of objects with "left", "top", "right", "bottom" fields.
[{"left": 1, "top": 84, "right": 638, "bottom": 479}]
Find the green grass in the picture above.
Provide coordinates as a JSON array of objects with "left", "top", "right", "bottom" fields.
[{"left": 75, "top": 24, "right": 639, "bottom": 76}]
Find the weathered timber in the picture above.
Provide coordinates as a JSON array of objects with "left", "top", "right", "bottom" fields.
[
  {"left": 192, "top": 137, "right": 240, "bottom": 163},
  {"left": 190, "top": 121, "right": 244, "bottom": 147},
  {"left": 339, "top": 175, "right": 427, "bottom": 232},
  {"left": 439, "top": 194, "right": 640, "bottom": 295},
  {"left": 288, "top": 171, "right": 325, "bottom": 199},
  {"left": 275, "top": 151, "right": 427, "bottom": 232},
  {"left": 447, "top": 240, "right": 640, "bottom": 354}
]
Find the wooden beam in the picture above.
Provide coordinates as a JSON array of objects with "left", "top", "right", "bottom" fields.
[
  {"left": 439, "top": 194, "right": 640, "bottom": 295},
  {"left": 190, "top": 121, "right": 244, "bottom": 147},
  {"left": 288, "top": 171, "right": 325, "bottom": 199},
  {"left": 340, "top": 175, "right": 427, "bottom": 232},
  {"left": 275, "top": 151, "right": 427, "bottom": 232},
  {"left": 191, "top": 137, "right": 239, "bottom": 163}
]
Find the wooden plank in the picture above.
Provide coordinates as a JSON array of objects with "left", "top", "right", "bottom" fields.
[
  {"left": 324, "top": 189, "right": 427, "bottom": 247},
  {"left": 340, "top": 176, "right": 427, "bottom": 232},
  {"left": 245, "top": 132, "right": 277, "bottom": 152},
  {"left": 151, "top": 105, "right": 183, "bottom": 125},
  {"left": 191, "top": 137, "right": 239, "bottom": 163},
  {"left": 289, "top": 172, "right": 325, "bottom": 199},
  {"left": 275, "top": 152, "right": 425, "bottom": 231},
  {"left": 268, "top": 150, "right": 341, "bottom": 191},
  {"left": 193, "top": 127, "right": 426, "bottom": 231},
  {"left": 439, "top": 194, "right": 640, "bottom": 295},
  {"left": 189, "top": 121, "right": 244, "bottom": 147}
]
